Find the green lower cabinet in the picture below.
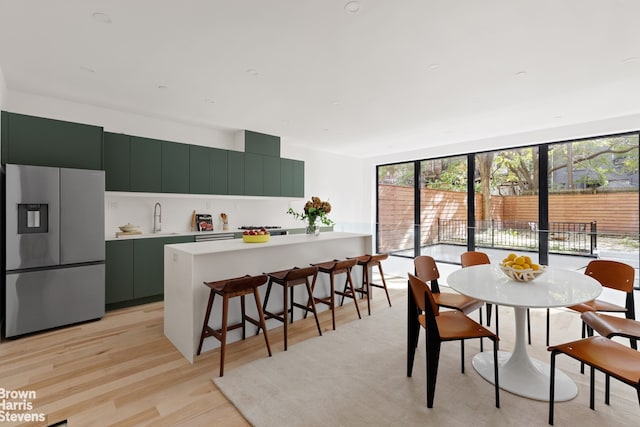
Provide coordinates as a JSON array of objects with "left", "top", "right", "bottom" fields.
[
  {"left": 106, "top": 236, "right": 194, "bottom": 308},
  {"left": 105, "top": 240, "right": 134, "bottom": 304},
  {"left": 133, "top": 236, "right": 194, "bottom": 298}
]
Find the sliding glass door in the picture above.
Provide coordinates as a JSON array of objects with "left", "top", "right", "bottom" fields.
[
  {"left": 548, "top": 135, "right": 639, "bottom": 282},
  {"left": 376, "top": 131, "right": 639, "bottom": 286},
  {"left": 419, "top": 156, "right": 468, "bottom": 263},
  {"left": 377, "top": 162, "right": 415, "bottom": 257}
]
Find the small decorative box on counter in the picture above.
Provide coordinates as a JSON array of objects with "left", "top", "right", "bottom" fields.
[{"left": 196, "top": 214, "right": 214, "bottom": 231}]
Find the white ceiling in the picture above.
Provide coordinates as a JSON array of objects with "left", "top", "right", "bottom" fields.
[{"left": 1, "top": 0, "right": 640, "bottom": 159}]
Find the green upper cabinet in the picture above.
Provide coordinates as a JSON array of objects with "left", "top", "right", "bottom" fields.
[
  {"left": 0, "top": 112, "right": 305, "bottom": 198},
  {"left": 1, "top": 111, "right": 8, "bottom": 164},
  {"left": 210, "top": 148, "right": 228, "bottom": 195},
  {"left": 130, "top": 136, "right": 162, "bottom": 192},
  {"left": 2, "top": 112, "right": 103, "bottom": 170},
  {"left": 280, "top": 158, "right": 294, "bottom": 197},
  {"left": 189, "top": 145, "right": 210, "bottom": 194},
  {"left": 104, "top": 132, "right": 130, "bottom": 191},
  {"left": 280, "top": 158, "right": 304, "bottom": 197},
  {"left": 244, "top": 152, "right": 264, "bottom": 196},
  {"left": 244, "top": 130, "right": 280, "bottom": 157},
  {"left": 292, "top": 159, "right": 305, "bottom": 197},
  {"left": 227, "top": 150, "right": 245, "bottom": 195},
  {"left": 263, "top": 155, "right": 281, "bottom": 196},
  {"left": 162, "top": 140, "right": 189, "bottom": 193}
]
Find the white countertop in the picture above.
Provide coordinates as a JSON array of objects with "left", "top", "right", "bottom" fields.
[
  {"left": 105, "top": 228, "right": 296, "bottom": 241},
  {"left": 165, "top": 232, "right": 370, "bottom": 255}
]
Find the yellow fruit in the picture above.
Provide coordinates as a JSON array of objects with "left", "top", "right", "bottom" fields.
[
  {"left": 522, "top": 263, "right": 530, "bottom": 269},
  {"left": 513, "top": 256, "right": 525, "bottom": 265},
  {"left": 507, "top": 253, "right": 516, "bottom": 261},
  {"left": 524, "top": 256, "right": 532, "bottom": 265},
  {"left": 531, "top": 264, "right": 540, "bottom": 271},
  {"left": 512, "top": 264, "right": 524, "bottom": 270}
]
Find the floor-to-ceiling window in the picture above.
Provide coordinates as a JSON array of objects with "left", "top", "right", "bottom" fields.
[
  {"left": 376, "top": 132, "right": 639, "bottom": 287},
  {"left": 377, "top": 162, "right": 415, "bottom": 257},
  {"left": 548, "top": 134, "right": 639, "bottom": 282},
  {"left": 419, "top": 155, "right": 468, "bottom": 263},
  {"left": 474, "top": 146, "right": 540, "bottom": 263}
]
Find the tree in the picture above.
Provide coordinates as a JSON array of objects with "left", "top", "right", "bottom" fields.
[{"left": 476, "top": 152, "right": 494, "bottom": 220}]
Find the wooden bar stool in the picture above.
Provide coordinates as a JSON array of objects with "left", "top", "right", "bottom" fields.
[
  {"left": 259, "top": 266, "right": 323, "bottom": 351},
  {"left": 347, "top": 253, "right": 392, "bottom": 315},
  {"left": 197, "top": 274, "right": 272, "bottom": 377},
  {"left": 308, "top": 258, "right": 361, "bottom": 330}
]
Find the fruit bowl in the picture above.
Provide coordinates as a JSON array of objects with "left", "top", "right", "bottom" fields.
[
  {"left": 500, "top": 265, "right": 546, "bottom": 282},
  {"left": 242, "top": 234, "right": 270, "bottom": 243}
]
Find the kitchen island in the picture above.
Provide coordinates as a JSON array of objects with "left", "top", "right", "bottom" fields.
[{"left": 164, "top": 232, "right": 373, "bottom": 363}]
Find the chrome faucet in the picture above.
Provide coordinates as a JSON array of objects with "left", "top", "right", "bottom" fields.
[{"left": 153, "top": 202, "right": 162, "bottom": 233}]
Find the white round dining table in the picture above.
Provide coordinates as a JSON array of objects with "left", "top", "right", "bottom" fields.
[{"left": 446, "top": 263, "right": 602, "bottom": 401}]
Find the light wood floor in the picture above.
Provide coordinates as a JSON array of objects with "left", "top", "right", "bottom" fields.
[{"left": 0, "top": 282, "right": 404, "bottom": 427}]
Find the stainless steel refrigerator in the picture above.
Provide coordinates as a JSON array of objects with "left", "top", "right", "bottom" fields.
[{"left": 4, "top": 164, "right": 105, "bottom": 337}]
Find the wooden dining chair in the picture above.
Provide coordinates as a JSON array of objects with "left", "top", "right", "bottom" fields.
[
  {"left": 407, "top": 272, "right": 500, "bottom": 408},
  {"left": 460, "top": 251, "right": 532, "bottom": 345},
  {"left": 548, "top": 335, "right": 640, "bottom": 425},
  {"left": 548, "top": 260, "right": 636, "bottom": 347},
  {"left": 414, "top": 255, "right": 486, "bottom": 348},
  {"left": 580, "top": 311, "right": 640, "bottom": 405}
]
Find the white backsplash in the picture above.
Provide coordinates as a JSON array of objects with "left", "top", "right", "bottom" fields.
[{"left": 105, "top": 193, "right": 312, "bottom": 237}]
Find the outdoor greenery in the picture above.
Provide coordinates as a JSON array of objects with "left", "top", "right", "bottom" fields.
[{"left": 379, "top": 134, "right": 639, "bottom": 196}]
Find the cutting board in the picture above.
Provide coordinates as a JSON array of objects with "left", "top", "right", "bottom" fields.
[{"left": 116, "top": 230, "right": 143, "bottom": 238}]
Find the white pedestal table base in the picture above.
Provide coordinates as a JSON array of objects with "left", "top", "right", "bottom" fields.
[{"left": 472, "top": 350, "right": 577, "bottom": 401}]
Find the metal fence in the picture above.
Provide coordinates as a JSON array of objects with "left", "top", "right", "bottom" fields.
[{"left": 437, "top": 219, "right": 597, "bottom": 255}]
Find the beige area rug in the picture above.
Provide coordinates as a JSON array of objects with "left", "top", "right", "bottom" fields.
[{"left": 213, "top": 296, "right": 637, "bottom": 426}]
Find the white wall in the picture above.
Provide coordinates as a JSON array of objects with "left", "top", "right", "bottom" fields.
[
  {"left": 0, "top": 67, "right": 6, "bottom": 110},
  {"left": 4, "top": 90, "right": 370, "bottom": 238}
]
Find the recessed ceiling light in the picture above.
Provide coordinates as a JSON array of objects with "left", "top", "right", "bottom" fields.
[
  {"left": 344, "top": 1, "right": 361, "bottom": 13},
  {"left": 332, "top": 100, "right": 342, "bottom": 106},
  {"left": 92, "top": 12, "right": 112, "bottom": 23},
  {"left": 553, "top": 115, "right": 563, "bottom": 119},
  {"left": 79, "top": 66, "right": 96, "bottom": 73},
  {"left": 623, "top": 57, "right": 640, "bottom": 64},
  {"left": 246, "top": 68, "right": 259, "bottom": 76},
  {"left": 427, "top": 63, "right": 440, "bottom": 70},
  {"left": 515, "top": 71, "right": 528, "bottom": 78},
  {"left": 204, "top": 98, "right": 215, "bottom": 104},
  {"left": 157, "top": 85, "right": 168, "bottom": 90}
]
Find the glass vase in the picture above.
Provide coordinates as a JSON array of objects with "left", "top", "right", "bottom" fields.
[{"left": 306, "top": 218, "right": 320, "bottom": 236}]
